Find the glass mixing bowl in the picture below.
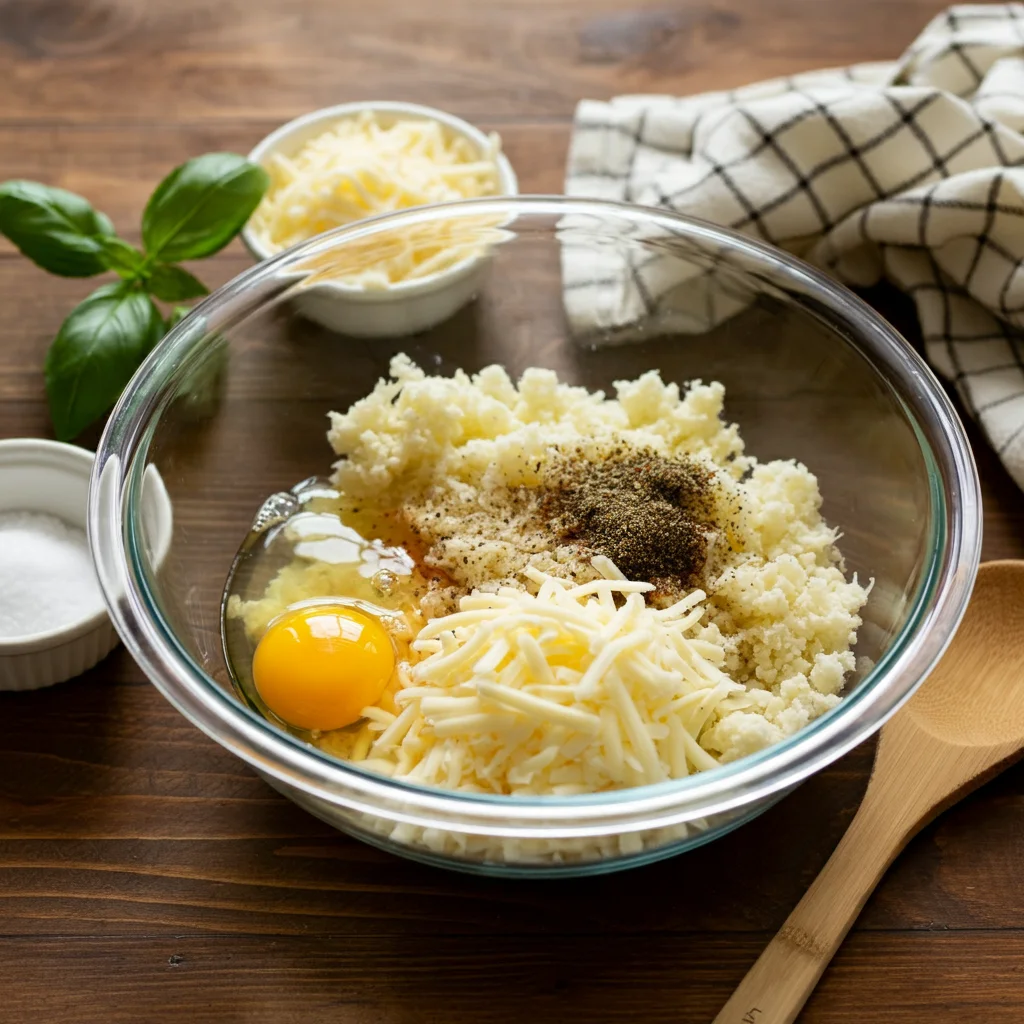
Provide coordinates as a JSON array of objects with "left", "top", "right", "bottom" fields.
[{"left": 89, "top": 197, "right": 981, "bottom": 877}]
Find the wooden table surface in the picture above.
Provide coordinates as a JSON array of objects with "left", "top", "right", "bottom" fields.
[{"left": 2, "top": 1, "right": 1023, "bottom": 1020}]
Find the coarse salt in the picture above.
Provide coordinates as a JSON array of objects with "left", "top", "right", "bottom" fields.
[{"left": 0, "top": 511, "right": 104, "bottom": 638}]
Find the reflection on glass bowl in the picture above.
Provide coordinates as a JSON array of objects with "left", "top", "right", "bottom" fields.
[{"left": 90, "top": 197, "right": 980, "bottom": 877}]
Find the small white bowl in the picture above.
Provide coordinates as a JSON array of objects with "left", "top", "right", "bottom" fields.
[
  {"left": 241, "top": 101, "right": 518, "bottom": 338},
  {"left": 0, "top": 439, "right": 118, "bottom": 690},
  {"left": 0, "top": 440, "right": 173, "bottom": 691}
]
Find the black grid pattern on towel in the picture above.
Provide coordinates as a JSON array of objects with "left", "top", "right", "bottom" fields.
[{"left": 565, "top": 3, "right": 1024, "bottom": 489}]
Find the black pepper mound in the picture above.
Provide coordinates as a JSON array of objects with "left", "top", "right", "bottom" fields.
[{"left": 541, "top": 445, "right": 720, "bottom": 590}]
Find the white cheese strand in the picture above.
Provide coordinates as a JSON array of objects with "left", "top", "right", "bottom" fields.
[{"left": 477, "top": 680, "right": 602, "bottom": 734}]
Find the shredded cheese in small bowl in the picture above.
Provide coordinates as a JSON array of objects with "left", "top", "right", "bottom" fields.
[{"left": 241, "top": 102, "right": 518, "bottom": 337}]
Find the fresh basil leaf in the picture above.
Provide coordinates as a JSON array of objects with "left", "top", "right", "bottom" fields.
[
  {"left": 141, "top": 153, "right": 268, "bottom": 262},
  {"left": 165, "top": 305, "right": 192, "bottom": 330},
  {"left": 98, "top": 236, "right": 146, "bottom": 279},
  {"left": 147, "top": 263, "right": 209, "bottom": 302},
  {"left": 0, "top": 180, "right": 115, "bottom": 277},
  {"left": 44, "top": 282, "right": 165, "bottom": 440}
]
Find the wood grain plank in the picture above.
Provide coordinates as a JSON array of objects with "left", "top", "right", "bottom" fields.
[
  {"left": 0, "top": 0, "right": 948, "bottom": 124},
  {"left": 1, "top": 932, "right": 1023, "bottom": 1023}
]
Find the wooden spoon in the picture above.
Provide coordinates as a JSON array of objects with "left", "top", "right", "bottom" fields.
[{"left": 714, "top": 559, "right": 1024, "bottom": 1024}]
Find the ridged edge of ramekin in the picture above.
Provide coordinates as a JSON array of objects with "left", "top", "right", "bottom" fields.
[{"left": 0, "top": 619, "right": 119, "bottom": 691}]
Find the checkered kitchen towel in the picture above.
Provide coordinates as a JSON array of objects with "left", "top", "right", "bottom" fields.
[{"left": 566, "top": 4, "right": 1024, "bottom": 490}]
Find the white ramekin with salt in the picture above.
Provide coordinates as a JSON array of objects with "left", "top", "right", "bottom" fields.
[{"left": 0, "top": 439, "right": 120, "bottom": 690}]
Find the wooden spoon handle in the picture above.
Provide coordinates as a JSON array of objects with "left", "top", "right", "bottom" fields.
[{"left": 713, "top": 798, "right": 912, "bottom": 1024}]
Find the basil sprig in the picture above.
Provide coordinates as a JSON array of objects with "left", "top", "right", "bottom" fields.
[{"left": 0, "top": 153, "right": 268, "bottom": 440}]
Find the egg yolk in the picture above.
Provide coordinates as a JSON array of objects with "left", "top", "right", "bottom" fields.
[{"left": 252, "top": 604, "right": 395, "bottom": 731}]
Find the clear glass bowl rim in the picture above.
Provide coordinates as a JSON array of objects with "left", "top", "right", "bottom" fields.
[{"left": 89, "top": 196, "right": 982, "bottom": 840}]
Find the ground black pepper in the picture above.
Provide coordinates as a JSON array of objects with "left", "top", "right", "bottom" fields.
[{"left": 541, "top": 445, "right": 719, "bottom": 589}]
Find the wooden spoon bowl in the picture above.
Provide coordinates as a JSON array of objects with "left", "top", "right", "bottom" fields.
[
  {"left": 908, "top": 561, "right": 1024, "bottom": 747},
  {"left": 715, "top": 560, "right": 1024, "bottom": 1024}
]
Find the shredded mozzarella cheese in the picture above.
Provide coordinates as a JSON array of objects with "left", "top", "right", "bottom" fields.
[
  {"left": 322, "top": 560, "right": 762, "bottom": 795},
  {"left": 248, "top": 110, "right": 504, "bottom": 283}
]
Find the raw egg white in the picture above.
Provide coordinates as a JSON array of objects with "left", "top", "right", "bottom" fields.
[{"left": 252, "top": 603, "right": 395, "bottom": 731}]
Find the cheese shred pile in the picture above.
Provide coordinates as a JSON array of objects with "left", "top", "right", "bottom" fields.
[
  {"left": 248, "top": 111, "right": 504, "bottom": 277},
  {"left": 324, "top": 558, "right": 769, "bottom": 795}
]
